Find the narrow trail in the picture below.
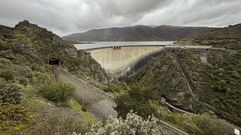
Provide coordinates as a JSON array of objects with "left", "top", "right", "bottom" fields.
[{"left": 53, "top": 66, "right": 117, "bottom": 119}]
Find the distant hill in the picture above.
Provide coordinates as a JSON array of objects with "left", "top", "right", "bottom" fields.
[
  {"left": 189, "top": 23, "right": 241, "bottom": 49},
  {"left": 63, "top": 25, "right": 215, "bottom": 41},
  {"left": 193, "top": 23, "right": 241, "bottom": 39}
]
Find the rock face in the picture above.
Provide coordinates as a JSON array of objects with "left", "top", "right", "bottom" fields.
[
  {"left": 14, "top": 42, "right": 39, "bottom": 59},
  {"left": 0, "top": 25, "right": 14, "bottom": 39},
  {"left": 64, "top": 47, "right": 78, "bottom": 58},
  {"left": 15, "top": 20, "right": 61, "bottom": 42}
]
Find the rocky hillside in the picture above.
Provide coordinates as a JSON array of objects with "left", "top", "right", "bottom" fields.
[
  {"left": 188, "top": 23, "right": 241, "bottom": 49},
  {"left": 117, "top": 48, "right": 241, "bottom": 127},
  {"left": 124, "top": 50, "right": 194, "bottom": 111},
  {"left": 1, "top": 21, "right": 239, "bottom": 134},
  {"left": 63, "top": 25, "right": 214, "bottom": 41},
  {"left": 193, "top": 23, "right": 241, "bottom": 39},
  {"left": 0, "top": 20, "right": 112, "bottom": 134},
  {"left": 0, "top": 20, "right": 108, "bottom": 83},
  {"left": 118, "top": 23, "right": 241, "bottom": 127}
]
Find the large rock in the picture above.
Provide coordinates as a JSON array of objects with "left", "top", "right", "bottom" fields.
[
  {"left": 64, "top": 47, "right": 78, "bottom": 58},
  {"left": 14, "top": 42, "right": 39, "bottom": 59}
]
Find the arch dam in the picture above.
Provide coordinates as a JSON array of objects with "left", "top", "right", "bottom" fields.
[{"left": 75, "top": 43, "right": 213, "bottom": 76}]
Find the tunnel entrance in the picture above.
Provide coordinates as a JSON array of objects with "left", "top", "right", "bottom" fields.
[
  {"left": 160, "top": 95, "right": 167, "bottom": 104},
  {"left": 48, "top": 58, "right": 61, "bottom": 65}
]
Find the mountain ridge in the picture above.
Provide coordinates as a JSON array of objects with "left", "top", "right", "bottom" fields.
[{"left": 63, "top": 25, "right": 216, "bottom": 41}]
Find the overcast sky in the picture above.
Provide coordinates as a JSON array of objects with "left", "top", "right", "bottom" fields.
[{"left": 0, "top": 0, "right": 241, "bottom": 36}]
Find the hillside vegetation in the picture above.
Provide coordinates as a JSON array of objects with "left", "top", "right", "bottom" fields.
[
  {"left": 188, "top": 23, "right": 241, "bottom": 50},
  {"left": 115, "top": 23, "right": 241, "bottom": 129},
  {"left": 0, "top": 21, "right": 240, "bottom": 135},
  {"left": 178, "top": 49, "right": 241, "bottom": 125},
  {"left": 113, "top": 49, "right": 240, "bottom": 134},
  {"left": 0, "top": 20, "right": 107, "bottom": 134}
]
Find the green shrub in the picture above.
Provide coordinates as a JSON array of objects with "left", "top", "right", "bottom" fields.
[
  {"left": 0, "top": 39, "right": 4, "bottom": 45},
  {"left": 32, "top": 73, "right": 52, "bottom": 86},
  {"left": 159, "top": 112, "right": 235, "bottom": 135},
  {"left": 0, "top": 58, "right": 11, "bottom": 68},
  {"left": 39, "top": 82, "right": 74, "bottom": 102},
  {"left": 15, "top": 34, "right": 32, "bottom": 44},
  {"left": 0, "top": 69, "right": 15, "bottom": 81},
  {"left": 19, "top": 78, "right": 28, "bottom": 86},
  {"left": 17, "top": 67, "right": 33, "bottom": 79},
  {"left": 231, "top": 71, "right": 241, "bottom": 78},
  {"left": 0, "top": 82, "right": 28, "bottom": 132},
  {"left": 116, "top": 93, "right": 158, "bottom": 118},
  {"left": 0, "top": 103, "right": 29, "bottom": 131},
  {"left": 0, "top": 82, "right": 22, "bottom": 104},
  {"left": 81, "top": 106, "right": 87, "bottom": 112},
  {"left": 0, "top": 39, "right": 7, "bottom": 50},
  {"left": 194, "top": 115, "right": 234, "bottom": 135},
  {"left": 107, "top": 82, "right": 130, "bottom": 94},
  {"left": 213, "top": 80, "right": 227, "bottom": 92}
]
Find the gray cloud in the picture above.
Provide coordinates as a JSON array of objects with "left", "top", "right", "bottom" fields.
[{"left": 0, "top": 0, "right": 240, "bottom": 36}]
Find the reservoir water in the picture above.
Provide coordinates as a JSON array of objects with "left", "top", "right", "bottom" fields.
[{"left": 74, "top": 41, "right": 174, "bottom": 50}]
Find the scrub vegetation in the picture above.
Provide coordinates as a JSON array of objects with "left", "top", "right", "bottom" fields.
[{"left": 0, "top": 20, "right": 240, "bottom": 135}]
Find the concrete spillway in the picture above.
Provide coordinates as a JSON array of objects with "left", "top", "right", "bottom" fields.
[{"left": 88, "top": 46, "right": 164, "bottom": 75}]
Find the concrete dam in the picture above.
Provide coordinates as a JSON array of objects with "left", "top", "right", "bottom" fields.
[
  {"left": 75, "top": 42, "right": 212, "bottom": 76},
  {"left": 88, "top": 46, "right": 164, "bottom": 75}
]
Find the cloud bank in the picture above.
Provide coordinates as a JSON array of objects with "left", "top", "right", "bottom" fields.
[{"left": 0, "top": 0, "right": 240, "bottom": 36}]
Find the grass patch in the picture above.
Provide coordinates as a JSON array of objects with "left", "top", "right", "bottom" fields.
[
  {"left": 67, "top": 99, "right": 97, "bottom": 124},
  {"left": 15, "top": 34, "right": 32, "bottom": 44},
  {"left": 22, "top": 97, "right": 53, "bottom": 110}
]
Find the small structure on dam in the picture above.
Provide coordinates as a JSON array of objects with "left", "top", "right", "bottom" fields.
[{"left": 113, "top": 46, "right": 122, "bottom": 49}]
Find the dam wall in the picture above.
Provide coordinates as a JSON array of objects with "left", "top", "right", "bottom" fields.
[
  {"left": 86, "top": 44, "right": 213, "bottom": 76},
  {"left": 88, "top": 46, "right": 164, "bottom": 75}
]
